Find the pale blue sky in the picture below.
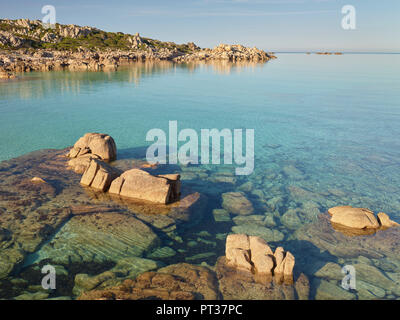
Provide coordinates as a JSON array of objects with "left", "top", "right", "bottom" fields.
[{"left": 1, "top": 0, "right": 399, "bottom": 52}]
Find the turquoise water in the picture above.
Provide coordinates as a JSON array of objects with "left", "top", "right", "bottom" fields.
[
  {"left": 1, "top": 54, "right": 400, "bottom": 214},
  {"left": 1, "top": 54, "right": 400, "bottom": 299}
]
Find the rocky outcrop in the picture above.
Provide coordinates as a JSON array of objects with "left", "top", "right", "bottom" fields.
[
  {"left": 68, "top": 133, "right": 117, "bottom": 162},
  {"left": 109, "top": 169, "right": 181, "bottom": 204},
  {"left": 68, "top": 133, "right": 181, "bottom": 204},
  {"left": 174, "top": 44, "right": 276, "bottom": 63},
  {"left": 80, "top": 159, "right": 121, "bottom": 192},
  {"left": 127, "top": 33, "right": 144, "bottom": 49},
  {"left": 0, "top": 144, "right": 207, "bottom": 299},
  {"left": 0, "top": 30, "right": 26, "bottom": 48},
  {"left": 225, "top": 234, "right": 295, "bottom": 284},
  {"left": 67, "top": 133, "right": 117, "bottom": 173},
  {"left": 0, "top": 19, "right": 276, "bottom": 75},
  {"left": 328, "top": 206, "right": 398, "bottom": 232}
]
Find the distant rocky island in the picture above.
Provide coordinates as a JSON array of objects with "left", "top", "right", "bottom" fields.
[
  {"left": 306, "top": 52, "right": 343, "bottom": 55},
  {"left": 0, "top": 19, "right": 276, "bottom": 78}
]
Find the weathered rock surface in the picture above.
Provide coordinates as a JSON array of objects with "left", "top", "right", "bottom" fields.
[
  {"left": 68, "top": 133, "right": 117, "bottom": 162},
  {"left": 174, "top": 44, "right": 276, "bottom": 63},
  {"left": 225, "top": 234, "right": 295, "bottom": 283},
  {"left": 69, "top": 134, "right": 181, "bottom": 204},
  {"left": 67, "top": 154, "right": 100, "bottom": 174},
  {"left": 78, "top": 263, "right": 220, "bottom": 300},
  {"left": 377, "top": 212, "right": 399, "bottom": 228},
  {"left": 80, "top": 159, "right": 121, "bottom": 191},
  {"left": 108, "top": 169, "right": 181, "bottom": 204},
  {"left": 72, "top": 257, "right": 162, "bottom": 296},
  {"left": 328, "top": 206, "right": 380, "bottom": 229},
  {"left": 328, "top": 206, "right": 398, "bottom": 232},
  {"left": 216, "top": 257, "right": 308, "bottom": 300}
]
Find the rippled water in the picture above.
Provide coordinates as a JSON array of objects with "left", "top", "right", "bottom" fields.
[{"left": 0, "top": 54, "right": 400, "bottom": 300}]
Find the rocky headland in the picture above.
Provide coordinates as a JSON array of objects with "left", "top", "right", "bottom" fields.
[{"left": 0, "top": 19, "right": 276, "bottom": 76}]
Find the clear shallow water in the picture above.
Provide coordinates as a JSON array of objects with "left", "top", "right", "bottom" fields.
[
  {"left": 1, "top": 54, "right": 400, "bottom": 299},
  {"left": 1, "top": 55, "right": 400, "bottom": 214}
]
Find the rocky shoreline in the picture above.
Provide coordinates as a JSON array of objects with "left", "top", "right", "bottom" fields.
[
  {"left": 1, "top": 131, "right": 400, "bottom": 300},
  {"left": 0, "top": 19, "right": 276, "bottom": 76}
]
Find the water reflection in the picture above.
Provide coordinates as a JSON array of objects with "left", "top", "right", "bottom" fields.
[{"left": 0, "top": 60, "right": 266, "bottom": 100}]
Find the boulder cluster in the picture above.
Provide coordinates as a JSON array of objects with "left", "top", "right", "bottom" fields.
[
  {"left": 328, "top": 206, "right": 399, "bottom": 233},
  {"left": 0, "top": 50, "right": 128, "bottom": 74},
  {"left": 67, "top": 133, "right": 181, "bottom": 204},
  {"left": 225, "top": 234, "right": 295, "bottom": 283},
  {"left": 174, "top": 44, "right": 276, "bottom": 63}
]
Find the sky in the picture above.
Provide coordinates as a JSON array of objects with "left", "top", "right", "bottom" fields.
[{"left": 1, "top": 0, "right": 399, "bottom": 52}]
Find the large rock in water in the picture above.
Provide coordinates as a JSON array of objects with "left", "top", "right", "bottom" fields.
[
  {"left": 68, "top": 133, "right": 117, "bottom": 162},
  {"left": 80, "top": 159, "right": 121, "bottom": 191},
  {"left": 328, "top": 206, "right": 380, "bottom": 230},
  {"left": 109, "top": 169, "right": 181, "bottom": 204},
  {"left": 216, "top": 257, "right": 308, "bottom": 300},
  {"left": 225, "top": 234, "right": 295, "bottom": 283}
]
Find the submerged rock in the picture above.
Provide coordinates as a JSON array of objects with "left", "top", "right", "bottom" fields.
[
  {"left": 32, "top": 211, "right": 160, "bottom": 265},
  {"left": 212, "top": 209, "right": 231, "bottom": 222},
  {"left": 73, "top": 257, "right": 162, "bottom": 296},
  {"left": 222, "top": 192, "right": 254, "bottom": 215},
  {"left": 314, "top": 262, "right": 343, "bottom": 281},
  {"left": 231, "top": 224, "right": 284, "bottom": 243},
  {"left": 313, "top": 279, "right": 356, "bottom": 300},
  {"left": 78, "top": 263, "right": 220, "bottom": 300},
  {"left": 216, "top": 257, "right": 307, "bottom": 300}
]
